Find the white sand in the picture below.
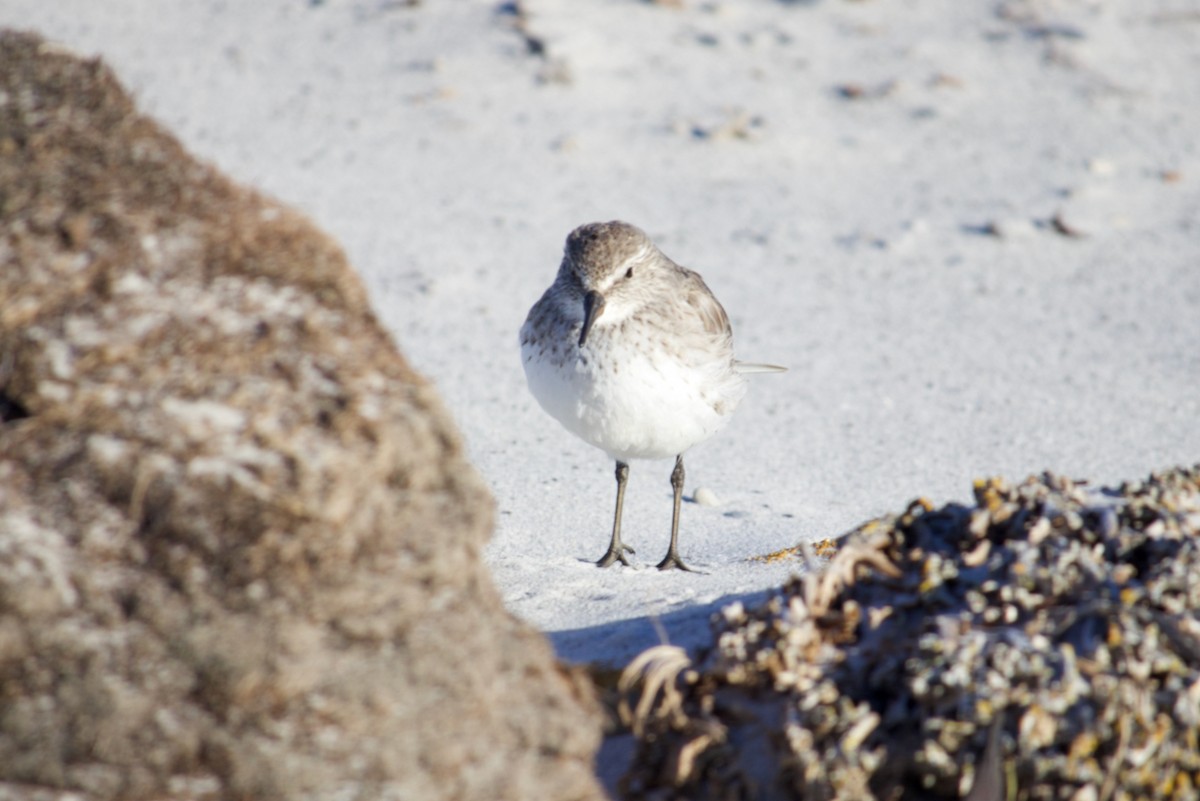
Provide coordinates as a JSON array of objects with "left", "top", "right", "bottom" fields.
[{"left": 7, "top": 1, "right": 1198, "bottom": 673}]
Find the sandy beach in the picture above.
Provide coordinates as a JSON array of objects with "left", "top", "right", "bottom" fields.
[{"left": 4, "top": 0, "right": 1197, "bottom": 676}]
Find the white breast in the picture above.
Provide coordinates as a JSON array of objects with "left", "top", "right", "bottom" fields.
[{"left": 521, "top": 319, "right": 746, "bottom": 462}]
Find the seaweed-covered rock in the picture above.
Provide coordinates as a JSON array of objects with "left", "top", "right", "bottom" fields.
[
  {"left": 0, "top": 30, "right": 604, "bottom": 801},
  {"left": 620, "top": 467, "right": 1200, "bottom": 800}
]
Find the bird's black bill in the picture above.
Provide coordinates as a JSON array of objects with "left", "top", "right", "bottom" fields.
[{"left": 579, "top": 289, "right": 606, "bottom": 347}]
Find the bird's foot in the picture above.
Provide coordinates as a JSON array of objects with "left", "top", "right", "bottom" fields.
[
  {"left": 596, "top": 544, "right": 635, "bottom": 568},
  {"left": 655, "top": 550, "right": 698, "bottom": 572}
]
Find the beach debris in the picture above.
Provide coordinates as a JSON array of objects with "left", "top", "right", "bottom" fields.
[
  {"left": 495, "top": 0, "right": 572, "bottom": 84},
  {"left": 683, "top": 108, "right": 766, "bottom": 140},
  {"left": 971, "top": 218, "right": 1038, "bottom": 240},
  {"left": 834, "top": 80, "right": 898, "bottom": 101},
  {"left": 1049, "top": 210, "right": 1086, "bottom": 238},
  {"left": 617, "top": 467, "right": 1200, "bottom": 799},
  {"left": 928, "top": 72, "right": 964, "bottom": 90},
  {"left": 753, "top": 537, "right": 839, "bottom": 564}
]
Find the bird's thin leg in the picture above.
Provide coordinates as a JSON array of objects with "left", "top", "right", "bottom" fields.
[
  {"left": 656, "top": 455, "right": 695, "bottom": 572},
  {"left": 964, "top": 716, "right": 1006, "bottom": 801},
  {"left": 596, "top": 461, "right": 635, "bottom": 567}
]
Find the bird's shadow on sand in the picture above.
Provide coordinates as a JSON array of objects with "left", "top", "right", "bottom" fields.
[{"left": 548, "top": 586, "right": 778, "bottom": 666}]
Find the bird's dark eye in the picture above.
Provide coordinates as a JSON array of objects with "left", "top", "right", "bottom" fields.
[{"left": 624, "top": 267, "right": 634, "bottom": 279}]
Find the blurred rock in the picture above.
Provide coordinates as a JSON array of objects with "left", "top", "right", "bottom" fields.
[{"left": 0, "top": 30, "right": 604, "bottom": 801}]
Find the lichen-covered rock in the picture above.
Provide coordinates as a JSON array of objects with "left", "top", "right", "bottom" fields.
[{"left": 0, "top": 30, "right": 605, "bottom": 801}]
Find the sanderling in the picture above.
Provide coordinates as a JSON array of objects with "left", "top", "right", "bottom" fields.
[{"left": 520, "top": 220, "right": 783, "bottom": 571}]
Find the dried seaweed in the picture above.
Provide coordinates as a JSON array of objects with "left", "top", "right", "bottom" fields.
[{"left": 620, "top": 467, "right": 1200, "bottom": 800}]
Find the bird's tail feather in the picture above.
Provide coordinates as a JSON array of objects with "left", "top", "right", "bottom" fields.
[{"left": 735, "top": 361, "right": 787, "bottom": 374}]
